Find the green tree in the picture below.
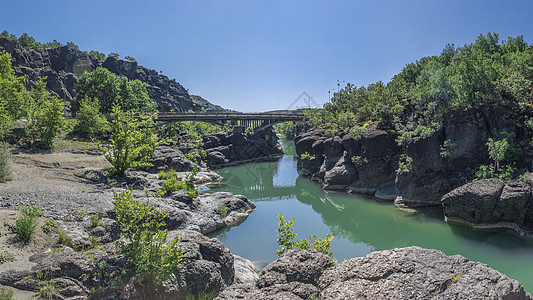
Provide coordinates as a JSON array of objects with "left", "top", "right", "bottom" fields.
[
  {"left": 25, "top": 80, "right": 65, "bottom": 149},
  {"left": 74, "top": 97, "right": 108, "bottom": 137},
  {"left": 486, "top": 137, "right": 509, "bottom": 172},
  {"left": 75, "top": 68, "right": 154, "bottom": 114},
  {"left": 97, "top": 105, "right": 159, "bottom": 175},
  {"left": 0, "top": 51, "right": 30, "bottom": 139}
]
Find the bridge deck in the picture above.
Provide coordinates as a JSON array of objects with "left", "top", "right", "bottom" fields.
[{"left": 155, "top": 112, "right": 304, "bottom": 122}]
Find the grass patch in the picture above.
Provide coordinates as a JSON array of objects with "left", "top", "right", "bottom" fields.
[
  {"left": 38, "top": 281, "right": 56, "bottom": 300},
  {"left": 0, "top": 287, "right": 13, "bottom": 300},
  {"left": 217, "top": 204, "right": 228, "bottom": 218}
]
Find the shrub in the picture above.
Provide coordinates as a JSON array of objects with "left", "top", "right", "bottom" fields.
[
  {"left": 58, "top": 229, "right": 71, "bottom": 246},
  {"left": 25, "top": 80, "right": 65, "bottom": 149},
  {"left": 0, "top": 287, "right": 13, "bottom": 300},
  {"left": 15, "top": 205, "right": 44, "bottom": 241},
  {"left": 113, "top": 189, "right": 183, "bottom": 285},
  {"left": 74, "top": 97, "right": 108, "bottom": 137},
  {"left": 276, "top": 213, "right": 334, "bottom": 258},
  {"left": 0, "top": 143, "right": 12, "bottom": 182},
  {"left": 217, "top": 204, "right": 228, "bottom": 218},
  {"left": 299, "top": 152, "right": 313, "bottom": 161},
  {"left": 97, "top": 105, "right": 160, "bottom": 175},
  {"left": 38, "top": 281, "right": 56, "bottom": 300},
  {"left": 42, "top": 219, "right": 55, "bottom": 234}
]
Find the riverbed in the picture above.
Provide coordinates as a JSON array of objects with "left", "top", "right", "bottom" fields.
[{"left": 207, "top": 139, "right": 533, "bottom": 293}]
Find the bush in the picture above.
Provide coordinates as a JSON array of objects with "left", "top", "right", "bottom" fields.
[
  {"left": 158, "top": 168, "right": 198, "bottom": 197},
  {"left": 97, "top": 105, "right": 160, "bottom": 175},
  {"left": 276, "top": 213, "right": 334, "bottom": 258},
  {"left": 0, "top": 287, "right": 13, "bottom": 300},
  {"left": 25, "top": 80, "right": 65, "bottom": 149},
  {"left": 74, "top": 97, "right": 108, "bottom": 137},
  {"left": 15, "top": 205, "right": 44, "bottom": 241},
  {"left": 0, "top": 143, "right": 12, "bottom": 182},
  {"left": 113, "top": 189, "right": 183, "bottom": 285}
]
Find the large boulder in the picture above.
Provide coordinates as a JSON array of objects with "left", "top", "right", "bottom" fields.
[
  {"left": 318, "top": 247, "right": 530, "bottom": 300},
  {"left": 216, "top": 250, "right": 333, "bottom": 300},
  {"left": 151, "top": 146, "right": 200, "bottom": 172},
  {"left": 442, "top": 178, "right": 505, "bottom": 224},
  {"left": 322, "top": 156, "right": 358, "bottom": 190},
  {"left": 442, "top": 178, "right": 533, "bottom": 235}
]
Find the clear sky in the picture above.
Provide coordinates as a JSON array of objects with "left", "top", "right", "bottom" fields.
[{"left": 2, "top": 0, "right": 533, "bottom": 112}]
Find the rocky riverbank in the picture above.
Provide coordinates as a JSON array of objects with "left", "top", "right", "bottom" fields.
[
  {"left": 294, "top": 103, "right": 533, "bottom": 208},
  {"left": 217, "top": 247, "right": 531, "bottom": 300},
  {"left": 0, "top": 143, "right": 257, "bottom": 298}
]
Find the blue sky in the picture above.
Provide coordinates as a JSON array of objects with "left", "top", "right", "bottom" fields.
[{"left": 2, "top": 0, "right": 533, "bottom": 112}]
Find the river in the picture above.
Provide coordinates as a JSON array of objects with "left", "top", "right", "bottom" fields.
[{"left": 207, "top": 139, "right": 533, "bottom": 293}]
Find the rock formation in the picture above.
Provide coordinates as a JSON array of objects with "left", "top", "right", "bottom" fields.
[
  {"left": 294, "top": 103, "right": 533, "bottom": 208},
  {"left": 0, "top": 37, "right": 223, "bottom": 113},
  {"left": 217, "top": 247, "right": 532, "bottom": 300}
]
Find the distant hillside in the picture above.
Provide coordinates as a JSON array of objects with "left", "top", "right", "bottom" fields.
[{"left": 0, "top": 34, "right": 225, "bottom": 114}]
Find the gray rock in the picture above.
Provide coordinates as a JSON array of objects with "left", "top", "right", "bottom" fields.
[
  {"left": 152, "top": 146, "right": 201, "bottom": 172},
  {"left": 232, "top": 255, "right": 258, "bottom": 285},
  {"left": 318, "top": 247, "right": 530, "bottom": 300},
  {"left": 322, "top": 156, "right": 358, "bottom": 190},
  {"left": 442, "top": 178, "right": 505, "bottom": 224}
]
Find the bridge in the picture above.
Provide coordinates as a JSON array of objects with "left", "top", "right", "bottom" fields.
[{"left": 155, "top": 112, "right": 304, "bottom": 132}]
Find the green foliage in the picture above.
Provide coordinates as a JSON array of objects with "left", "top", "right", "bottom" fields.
[
  {"left": 217, "top": 204, "right": 228, "bottom": 218},
  {"left": 74, "top": 97, "right": 109, "bottom": 137},
  {"left": 0, "top": 51, "right": 29, "bottom": 138},
  {"left": 475, "top": 164, "right": 495, "bottom": 179},
  {"left": 158, "top": 169, "right": 198, "bottom": 197},
  {"left": 185, "top": 153, "right": 198, "bottom": 164},
  {"left": 42, "top": 219, "right": 55, "bottom": 234},
  {"left": 520, "top": 171, "right": 530, "bottom": 183},
  {"left": 440, "top": 139, "right": 457, "bottom": 158},
  {"left": 14, "top": 205, "right": 44, "bottom": 241},
  {"left": 0, "top": 287, "right": 13, "bottom": 300},
  {"left": 157, "top": 120, "right": 221, "bottom": 143},
  {"left": 275, "top": 213, "right": 297, "bottom": 256},
  {"left": 396, "top": 155, "right": 413, "bottom": 174},
  {"left": 276, "top": 121, "right": 297, "bottom": 139},
  {"left": 38, "top": 281, "right": 56, "bottom": 300},
  {"left": 125, "top": 55, "right": 137, "bottom": 63},
  {"left": 0, "top": 142, "right": 12, "bottom": 182},
  {"left": 113, "top": 189, "right": 183, "bottom": 285},
  {"left": 88, "top": 50, "right": 106, "bottom": 62},
  {"left": 245, "top": 126, "right": 254, "bottom": 137},
  {"left": 0, "top": 248, "right": 11, "bottom": 264},
  {"left": 25, "top": 80, "right": 65, "bottom": 149},
  {"left": 159, "top": 170, "right": 187, "bottom": 195},
  {"left": 299, "top": 152, "right": 313, "bottom": 161},
  {"left": 58, "top": 229, "right": 71, "bottom": 246},
  {"left": 275, "top": 213, "right": 334, "bottom": 258},
  {"left": 97, "top": 105, "right": 160, "bottom": 175},
  {"left": 310, "top": 33, "right": 533, "bottom": 139},
  {"left": 75, "top": 67, "right": 154, "bottom": 114},
  {"left": 486, "top": 137, "right": 509, "bottom": 171},
  {"left": 108, "top": 52, "right": 120, "bottom": 60}
]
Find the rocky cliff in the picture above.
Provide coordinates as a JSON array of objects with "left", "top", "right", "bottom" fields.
[
  {"left": 295, "top": 103, "right": 533, "bottom": 208},
  {"left": 0, "top": 37, "right": 223, "bottom": 113}
]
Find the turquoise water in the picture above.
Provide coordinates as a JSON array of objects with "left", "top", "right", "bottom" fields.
[{"left": 207, "top": 139, "right": 533, "bottom": 293}]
